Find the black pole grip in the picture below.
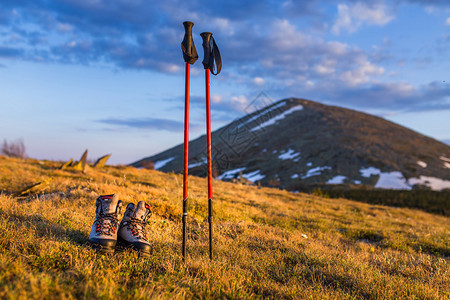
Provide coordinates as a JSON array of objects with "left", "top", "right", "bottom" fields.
[
  {"left": 181, "top": 21, "right": 198, "bottom": 64},
  {"left": 200, "top": 32, "right": 213, "bottom": 70},
  {"left": 200, "top": 32, "right": 222, "bottom": 75}
]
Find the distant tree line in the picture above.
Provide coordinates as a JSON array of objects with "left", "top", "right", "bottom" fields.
[
  {"left": 325, "top": 188, "right": 449, "bottom": 216},
  {"left": 293, "top": 184, "right": 449, "bottom": 216}
]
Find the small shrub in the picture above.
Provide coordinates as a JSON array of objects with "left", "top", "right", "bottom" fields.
[
  {"left": 268, "top": 176, "right": 281, "bottom": 188},
  {"left": 141, "top": 160, "right": 155, "bottom": 170},
  {"left": 1, "top": 139, "right": 26, "bottom": 158},
  {"left": 312, "top": 187, "right": 329, "bottom": 198}
]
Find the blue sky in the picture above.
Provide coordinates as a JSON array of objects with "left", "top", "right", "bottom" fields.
[{"left": 1, "top": 0, "right": 449, "bottom": 164}]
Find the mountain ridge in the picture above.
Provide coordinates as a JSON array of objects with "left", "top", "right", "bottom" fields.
[{"left": 132, "top": 98, "right": 450, "bottom": 191}]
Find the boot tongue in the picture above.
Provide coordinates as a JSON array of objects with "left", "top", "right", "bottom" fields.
[
  {"left": 99, "top": 194, "right": 119, "bottom": 214},
  {"left": 123, "top": 203, "right": 135, "bottom": 221},
  {"left": 133, "top": 201, "right": 151, "bottom": 222}
]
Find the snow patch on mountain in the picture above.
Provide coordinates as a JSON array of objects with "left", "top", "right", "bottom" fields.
[
  {"left": 375, "top": 172, "right": 411, "bottom": 190},
  {"left": 217, "top": 167, "right": 246, "bottom": 180},
  {"left": 302, "top": 166, "right": 332, "bottom": 179},
  {"left": 360, "top": 168, "right": 411, "bottom": 190},
  {"left": 417, "top": 161, "right": 427, "bottom": 168},
  {"left": 278, "top": 149, "right": 301, "bottom": 161},
  {"left": 188, "top": 158, "right": 207, "bottom": 168},
  {"left": 243, "top": 170, "right": 265, "bottom": 182},
  {"left": 440, "top": 156, "right": 450, "bottom": 163},
  {"left": 237, "top": 101, "right": 287, "bottom": 129},
  {"left": 327, "top": 175, "right": 347, "bottom": 184},
  {"left": 360, "top": 167, "right": 381, "bottom": 177},
  {"left": 251, "top": 105, "right": 304, "bottom": 132},
  {"left": 360, "top": 166, "right": 450, "bottom": 190},
  {"left": 408, "top": 176, "right": 450, "bottom": 191},
  {"left": 154, "top": 157, "right": 175, "bottom": 170},
  {"left": 217, "top": 168, "right": 266, "bottom": 183},
  {"left": 440, "top": 156, "right": 450, "bottom": 169}
]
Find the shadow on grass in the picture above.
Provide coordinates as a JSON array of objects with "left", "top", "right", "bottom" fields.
[{"left": 0, "top": 210, "right": 87, "bottom": 247}]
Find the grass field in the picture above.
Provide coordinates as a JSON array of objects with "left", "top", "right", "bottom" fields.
[{"left": 0, "top": 155, "right": 449, "bottom": 299}]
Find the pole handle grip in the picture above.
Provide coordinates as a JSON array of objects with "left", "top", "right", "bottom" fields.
[
  {"left": 181, "top": 21, "right": 198, "bottom": 64},
  {"left": 200, "top": 32, "right": 222, "bottom": 75}
]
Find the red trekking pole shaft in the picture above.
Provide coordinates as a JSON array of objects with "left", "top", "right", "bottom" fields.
[
  {"left": 182, "top": 62, "right": 190, "bottom": 260},
  {"left": 205, "top": 68, "right": 213, "bottom": 260},
  {"left": 201, "top": 31, "right": 218, "bottom": 260},
  {"left": 181, "top": 21, "right": 198, "bottom": 261}
]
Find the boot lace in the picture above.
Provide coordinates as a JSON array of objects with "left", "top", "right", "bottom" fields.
[
  {"left": 123, "top": 218, "right": 148, "bottom": 242},
  {"left": 95, "top": 213, "right": 119, "bottom": 236}
]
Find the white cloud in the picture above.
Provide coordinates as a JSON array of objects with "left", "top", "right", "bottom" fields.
[
  {"left": 339, "top": 59, "right": 385, "bottom": 86},
  {"left": 425, "top": 6, "right": 436, "bottom": 14},
  {"left": 268, "top": 19, "right": 312, "bottom": 51},
  {"left": 332, "top": 3, "right": 394, "bottom": 34},
  {"left": 446, "top": 17, "right": 450, "bottom": 26},
  {"left": 237, "top": 19, "right": 388, "bottom": 89},
  {"left": 327, "top": 41, "right": 348, "bottom": 55},
  {"left": 213, "top": 18, "right": 234, "bottom": 36},
  {"left": 158, "top": 63, "right": 179, "bottom": 73},
  {"left": 57, "top": 23, "right": 73, "bottom": 33},
  {"left": 211, "top": 94, "right": 222, "bottom": 104},
  {"left": 306, "top": 80, "right": 315, "bottom": 87},
  {"left": 314, "top": 59, "right": 337, "bottom": 75},
  {"left": 230, "top": 95, "right": 250, "bottom": 111},
  {"left": 315, "top": 64, "right": 334, "bottom": 75},
  {"left": 333, "top": 4, "right": 352, "bottom": 34},
  {"left": 252, "top": 77, "right": 265, "bottom": 85}
]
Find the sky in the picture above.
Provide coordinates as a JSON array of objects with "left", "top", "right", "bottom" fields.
[{"left": 1, "top": 0, "right": 449, "bottom": 164}]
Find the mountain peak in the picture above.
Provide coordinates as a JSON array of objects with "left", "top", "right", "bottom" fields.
[{"left": 132, "top": 98, "right": 450, "bottom": 191}]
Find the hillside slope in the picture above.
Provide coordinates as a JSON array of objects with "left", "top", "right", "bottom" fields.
[
  {"left": 0, "top": 156, "right": 449, "bottom": 299},
  {"left": 133, "top": 98, "right": 450, "bottom": 191}
]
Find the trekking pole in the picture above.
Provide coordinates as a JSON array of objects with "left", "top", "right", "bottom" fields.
[
  {"left": 200, "top": 32, "right": 221, "bottom": 260},
  {"left": 181, "top": 21, "right": 198, "bottom": 261}
]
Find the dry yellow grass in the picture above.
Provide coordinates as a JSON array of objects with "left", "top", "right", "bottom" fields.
[{"left": 0, "top": 155, "right": 449, "bottom": 299}]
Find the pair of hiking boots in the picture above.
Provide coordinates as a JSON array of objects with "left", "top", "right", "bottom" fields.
[{"left": 88, "top": 194, "right": 152, "bottom": 256}]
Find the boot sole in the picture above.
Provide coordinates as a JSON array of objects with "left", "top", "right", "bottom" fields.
[
  {"left": 117, "top": 237, "right": 151, "bottom": 257},
  {"left": 88, "top": 241, "right": 116, "bottom": 254}
]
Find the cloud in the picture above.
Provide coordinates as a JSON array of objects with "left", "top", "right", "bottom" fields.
[
  {"left": 1, "top": 0, "right": 450, "bottom": 118},
  {"left": 252, "top": 77, "right": 265, "bottom": 85},
  {"left": 0, "top": 0, "right": 183, "bottom": 71},
  {"left": 332, "top": 2, "right": 395, "bottom": 34},
  {"left": 446, "top": 17, "right": 450, "bottom": 26},
  {"left": 97, "top": 117, "right": 184, "bottom": 132},
  {"left": 292, "top": 80, "right": 450, "bottom": 113},
  {"left": 209, "top": 94, "right": 253, "bottom": 114},
  {"left": 403, "top": 0, "right": 450, "bottom": 6},
  {"left": 57, "top": 23, "right": 73, "bottom": 33},
  {"left": 222, "top": 18, "right": 387, "bottom": 90},
  {"left": 0, "top": 1, "right": 390, "bottom": 81},
  {"left": 339, "top": 60, "right": 385, "bottom": 86}
]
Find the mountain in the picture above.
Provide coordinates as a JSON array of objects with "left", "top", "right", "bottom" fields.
[{"left": 132, "top": 98, "right": 450, "bottom": 191}]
